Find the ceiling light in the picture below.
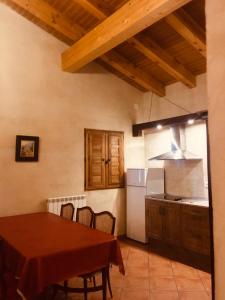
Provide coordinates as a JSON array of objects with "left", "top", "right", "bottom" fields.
[
  {"left": 156, "top": 124, "right": 162, "bottom": 130},
  {"left": 187, "top": 119, "right": 194, "bottom": 125}
]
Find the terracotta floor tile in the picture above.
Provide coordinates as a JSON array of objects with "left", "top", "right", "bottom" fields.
[
  {"left": 207, "top": 291, "right": 212, "bottom": 299},
  {"left": 111, "top": 288, "right": 122, "bottom": 300},
  {"left": 86, "top": 290, "right": 115, "bottom": 300},
  {"left": 201, "top": 277, "right": 212, "bottom": 292},
  {"left": 150, "top": 291, "right": 179, "bottom": 300},
  {"left": 68, "top": 294, "right": 86, "bottom": 300},
  {"left": 129, "top": 247, "right": 149, "bottom": 256},
  {"left": 107, "top": 287, "right": 121, "bottom": 300},
  {"left": 110, "top": 274, "right": 124, "bottom": 288},
  {"left": 175, "top": 277, "right": 205, "bottom": 291},
  {"left": 66, "top": 287, "right": 121, "bottom": 300},
  {"left": 172, "top": 262, "right": 199, "bottom": 279},
  {"left": 149, "top": 253, "right": 172, "bottom": 267},
  {"left": 127, "top": 256, "right": 149, "bottom": 268},
  {"left": 128, "top": 251, "right": 149, "bottom": 262},
  {"left": 178, "top": 291, "right": 210, "bottom": 300},
  {"left": 149, "top": 276, "right": 177, "bottom": 291},
  {"left": 120, "top": 288, "right": 150, "bottom": 300},
  {"left": 121, "top": 247, "right": 130, "bottom": 260},
  {"left": 123, "top": 276, "right": 149, "bottom": 289},
  {"left": 197, "top": 270, "right": 211, "bottom": 280},
  {"left": 149, "top": 265, "right": 173, "bottom": 277},
  {"left": 125, "top": 266, "right": 149, "bottom": 278},
  {"left": 110, "top": 265, "right": 123, "bottom": 276}
]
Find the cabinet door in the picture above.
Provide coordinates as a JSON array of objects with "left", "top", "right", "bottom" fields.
[
  {"left": 163, "top": 204, "right": 180, "bottom": 246},
  {"left": 146, "top": 201, "right": 163, "bottom": 240},
  {"left": 181, "top": 206, "right": 210, "bottom": 255},
  {"left": 106, "top": 132, "right": 124, "bottom": 188},
  {"left": 85, "top": 130, "right": 106, "bottom": 190}
]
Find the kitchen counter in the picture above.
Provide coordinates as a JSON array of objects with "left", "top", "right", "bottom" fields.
[
  {"left": 145, "top": 194, "right": 209, "bottom": 207},
  {"left": 178, "top": 198, "right": 209, "bottom": 207}
]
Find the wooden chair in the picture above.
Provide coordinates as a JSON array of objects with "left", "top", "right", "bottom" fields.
[
  {"left": 93, "top": 211, "right": 116, "bottom": 298},
  {"left": 76, "top": 206, "right": 94, "bottom": 227},
  {"left": 93, "top": 211, "right": 116, "bottom": 235},
  {"left": 60, "top": 203, "right": 75, "bottom": 221},
  {"left": 55, "top": 210, "right": 116, "bottom": 300},
  {"left": 58, "top": 206, "right": 95, "bottom": 300}
]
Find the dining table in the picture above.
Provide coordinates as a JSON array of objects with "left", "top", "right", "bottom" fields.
[{"left": 0, "top": 212, "right": 125, "bottom": 300}]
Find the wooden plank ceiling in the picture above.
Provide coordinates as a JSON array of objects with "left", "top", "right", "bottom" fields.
[{"left": 3, "top": 0, "right": 206, "bottom": 96}]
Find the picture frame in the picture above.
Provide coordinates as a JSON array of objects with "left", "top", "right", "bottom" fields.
[{"left": 15, "top": 135, "right": 39, "bottom": 162}]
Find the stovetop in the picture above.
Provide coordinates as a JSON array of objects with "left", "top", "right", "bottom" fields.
[{"left": 148, "top": 193, "right": 183, "bottom": 201}]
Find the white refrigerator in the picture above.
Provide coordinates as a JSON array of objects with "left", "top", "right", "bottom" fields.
[{"left": 126, "top": 168, "right": 164, "bottom": 243}]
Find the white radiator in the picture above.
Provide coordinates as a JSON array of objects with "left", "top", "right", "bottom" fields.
[{"left": 47, "top": 195, "right": 87, "bottom": 220}]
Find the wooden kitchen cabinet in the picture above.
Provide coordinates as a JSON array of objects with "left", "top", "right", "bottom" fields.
[
  {"left": 146, "top": 198, "right": 210, "bottom": 256},
  {"left": 146, "top": 200, "right": 180, "bottom": 246},
  {"left": 181, "top": 205, "right": 210, "bottom": 255},
  {"left": 146, "top": 200, "right": 163, "bottom": 240},
  {"left": 163, "top": 203, "right": 181, "bottom": 246}
]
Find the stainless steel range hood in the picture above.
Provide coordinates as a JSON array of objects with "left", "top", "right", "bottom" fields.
[{"left": 149, "top": 125, "right": 201, "bottom": 160}]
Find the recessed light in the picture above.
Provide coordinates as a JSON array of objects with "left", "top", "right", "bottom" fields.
[
  {"left": 156, "top": 124, "right": 162, "bottom": 130},
  {"left": 187, "top": 119, "right": 194, "bottom": 125}
]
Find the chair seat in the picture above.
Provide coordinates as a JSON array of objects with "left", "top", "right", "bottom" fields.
[{"left": 53, "top": 266, "right": 108, "bottom": 300}]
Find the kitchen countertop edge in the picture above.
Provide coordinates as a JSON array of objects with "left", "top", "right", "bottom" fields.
[{"left": 145, "top": 195, "right": 209, "bottom": 207}]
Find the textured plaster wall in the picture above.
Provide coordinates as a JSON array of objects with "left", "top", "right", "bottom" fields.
[
  {"left": 137, "top": 73, "right": 207, "bottom": 123},
  {"left": 0, "top": 4, "right": 143, "bottom": 235},
  {"left": 206, "top": 0, "right": 225, "bottom": 298}
]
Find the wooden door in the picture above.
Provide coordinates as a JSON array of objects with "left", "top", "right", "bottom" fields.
[
  {"left": 163, "top": 204, "right": 181, "bottom": 246},
  {"left": 146, "top": 200, "right": 163, "bottom": 240},
  {"left": 85, "top": 129, "right": 106, "bottom": 190},
  {"left": 106, "top": 132, "right": 124, "bottom": 188}
]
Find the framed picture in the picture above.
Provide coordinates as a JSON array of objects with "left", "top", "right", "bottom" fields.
[{"left": 15, "top": 135, "right": 39, "bottom": 162}]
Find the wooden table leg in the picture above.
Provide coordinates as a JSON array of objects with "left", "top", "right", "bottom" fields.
[{"left": 102, "top": 268, "right": 107, "bottom": 300}]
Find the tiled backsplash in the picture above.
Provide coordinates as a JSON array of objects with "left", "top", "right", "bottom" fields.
[{"left": 164, "top": 160, "right": 205, "bottom": 197}]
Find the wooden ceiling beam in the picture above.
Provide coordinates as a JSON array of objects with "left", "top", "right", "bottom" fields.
[
  {"left": 73, "top": 0, "right": 108, "bottom": 20},
  {"left": 165, "top": 9, "right": 206, "bottom": 57},
  {"left": 4, "top": 0, "right": 85, "bottom": 42},
  {"left": 128, "top": 35, "right": 196, "bottom": 88},
  {"left": 101, "top": 51, "right": 165, "bottom": 96},
  {"left": 61, "top": 0, "right": 191, "bottom": 73},
  {"left": 4, "top": 0, "right": 164, "bottom": 94},
  {"left": 76, "top": 0, "right": 196, "bottom": 88}
]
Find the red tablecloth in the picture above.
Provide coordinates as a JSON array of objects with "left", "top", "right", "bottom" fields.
[{"left": 0, "top": 212, "right": 124, "bottom": 299}]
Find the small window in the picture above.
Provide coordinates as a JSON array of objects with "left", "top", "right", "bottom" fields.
[{"left": 85, "top": 129, "right": 124, "bottom": 190}]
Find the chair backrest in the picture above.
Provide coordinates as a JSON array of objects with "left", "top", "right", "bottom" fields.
[
  {"left": 60, "top": 203, "right": 75, "bottom": 221},
  {"left": 76, "top": 206, "right": 94, "bottom": 227},
  {"left": 93, "top": 211, "right": 116, "bottom": 235}
]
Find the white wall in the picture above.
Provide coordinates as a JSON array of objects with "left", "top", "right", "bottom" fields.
[{"left": 0, "top": 4, "right": 144, "bottom": 235}]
